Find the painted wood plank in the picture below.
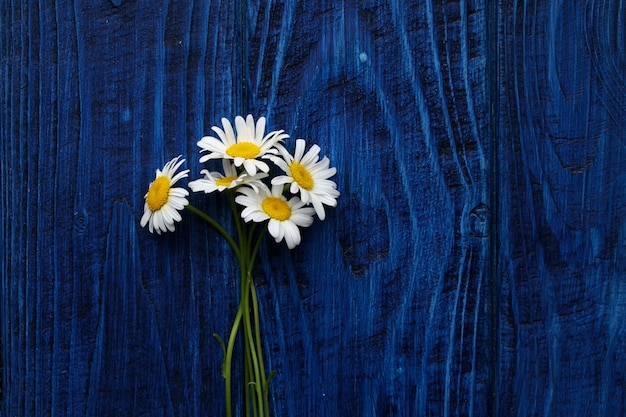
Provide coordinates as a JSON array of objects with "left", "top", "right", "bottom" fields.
[
  {"left": 497, "top": 1, "right": 626, "bottom": 415},
  {"left": 1, "top": 1, "right": 245, "bottom": 415},
  {"left": 0, "top": 0, "right": 495, "bottom": 416},
  {"left": 243, "top": 1, "right": 492, "bottom": 415}
]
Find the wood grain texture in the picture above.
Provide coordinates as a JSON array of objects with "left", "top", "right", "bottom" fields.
[
  {"left": 1, "top": 1, "right": 245, "bottom": 415},
  {"left": 497, "top": 1, "right": 626, "bottom": 415},
  {"left": 1, "top": 1, "right": 493, "bottom": 415},
  {"left": 8, "top": 0, "right": 610, "bottom": 416},
  {"left": 243, "top": 1, "right": 492, "bottom": 415}
]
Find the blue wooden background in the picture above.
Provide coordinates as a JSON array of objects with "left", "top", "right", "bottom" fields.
[{"left": 0, "top": 0, "right": 624, "bottom": 416}]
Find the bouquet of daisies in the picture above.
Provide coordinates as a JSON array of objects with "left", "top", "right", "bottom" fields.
[{"left": 140, "top": 115, "right": 339, "bottom": 417}]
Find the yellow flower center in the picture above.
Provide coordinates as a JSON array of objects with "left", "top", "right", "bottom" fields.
[
  {"left": 226, "top": 142, "right": 261, "bottom": 159},
  {"left": 215, "top": 176, "right": 237, "bottom": 187},
  {"left": 261, "top": 197, "right": 291, "bottom": 221},
  {"left": 290, "top": 162, "right": 314, "bottom": 190},
  {"left": 146, "top": 176, "right": 171, "bottom": 212}
]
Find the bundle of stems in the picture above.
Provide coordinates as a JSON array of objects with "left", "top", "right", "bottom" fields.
[{"left": 187, "top": 192, "right": 274, "bottom": 417}]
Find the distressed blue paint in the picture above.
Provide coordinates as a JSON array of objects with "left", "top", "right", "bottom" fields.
[
  {"left": 497, "top": 1, "right": 626, "bottom": 416},
  {"left": 244, "top": 1, "right": 491, "bottom": 416},
  {"left": 1, "top": 1, "right": 244, "bottom": 416},
  {"left": 1, "top": 1, "right": 624, "bottom": 417}
]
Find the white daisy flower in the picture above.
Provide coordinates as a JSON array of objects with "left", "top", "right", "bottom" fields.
[
  {"left": 188, "top": 159, "right": 268, "bottom": 194},
  {"left": 270, "top": 139, "right": 340, "bottom": 220},
  {"left": 140, "top": 156, "right": 190, "bottom": 234},
  {"left": 197, "top": 114, "right": 288, "bottom": 176},
  {"left": 235, "top": 183, "right": 315, "bottom": 249}
]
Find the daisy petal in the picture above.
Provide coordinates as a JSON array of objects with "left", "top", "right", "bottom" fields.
[{"left": 140, "top": 156, "right": 189, "bottom": 234}]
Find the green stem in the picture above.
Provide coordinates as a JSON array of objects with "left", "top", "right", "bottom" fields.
[
  {"left": 230, "top": 196, "right": 260, "bottom": 417},
  {"left": 249, "top": 280, "right": 270, "bottom": 416},
  {"left": 228, "top": 191, "right": 246, "bottom": 255},
  {"left": 236, "top": 211, "right": 269, "bottom": 417},
  {"left": 223, "top": 306, "right": 243, "bottom": 417},
  {"left": 248, "top": 230, "right": 269, "bottom": 416},
  {"left": 189, "top": 196, "right": 272, "bottom": 417},
  {"left": 241, "top": 270, "right": 254, "bottom": 417},
  {"left": 248, "top": 227, "right": 265, "bottom": 272},
  {"left": 185, "top": 204, "right": 241, "bottom": 261},
  {"left": 241, "top": 271, "right": 264, "bottom": 417}
]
